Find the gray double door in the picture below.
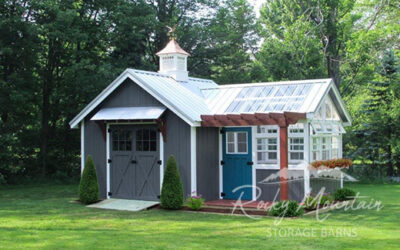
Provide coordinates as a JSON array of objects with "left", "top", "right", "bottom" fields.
[{"left": 110, "top": 125, "right": 160, "bottom": 201}]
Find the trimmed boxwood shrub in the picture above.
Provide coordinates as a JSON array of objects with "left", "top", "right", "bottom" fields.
[
  {"left": 161, "top": 155, "right": 184, "bottom": 210},
  {"left": 268, "top": 200, "right": 304, "bottom": 217},
  {"left": 333, "top": 188, "right": 356, "bottom": 201},
  {"left": 79, "top": 155, "right": 99, "bottom": 204}
]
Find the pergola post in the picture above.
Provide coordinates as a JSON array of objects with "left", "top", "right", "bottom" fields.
[{"left": 279, "top": 125, "right": 289, "bottom": 200}]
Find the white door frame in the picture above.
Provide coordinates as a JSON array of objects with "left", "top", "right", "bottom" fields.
[{"left": 105, "top": 122, "right": 164, "bottom": 199}]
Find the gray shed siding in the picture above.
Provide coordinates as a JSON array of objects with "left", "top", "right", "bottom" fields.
[
  {"left": 83, "top": 78, "right": 193, "bottom": 199},
  {"left": 196, "top": 127, "right": 220, "bottom": 201},
  {"left": 256, "top": 169, "right": 305, "bottom": 202},
  {"left": 163, "top": 111, "right": 192, "bottom": 197},
  {"left": 84, "top": 119, "right": 107, "bottom": 198}
]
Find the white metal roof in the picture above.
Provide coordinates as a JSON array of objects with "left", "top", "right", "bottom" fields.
[
  {"left": 91, "top": 107, "right": 166, "bottom": 121},
  {"left": 70, "top": 69, "right": 350, "bottom": 128}
]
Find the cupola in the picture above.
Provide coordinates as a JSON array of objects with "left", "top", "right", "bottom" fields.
[{"left": 156, "top": 39, "right": 190, "bottom": 82}]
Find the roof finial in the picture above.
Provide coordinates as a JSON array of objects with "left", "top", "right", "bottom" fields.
[{"left": 166, "top": 25, "right": 177, "bottom": 40}]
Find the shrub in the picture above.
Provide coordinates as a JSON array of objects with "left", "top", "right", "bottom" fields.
[
  {"left": 304, "top": 196, "right": 318, "bottom": 210},
  {"left": 161, "top": 155, "right": 184, "bottom": 210},
  {"left": 79, "top": 155, "right": 99, "bottom": 204},
  {"left": 186, "top": 194, "right": 204, "bottom": 210},
  {"left": 268, "top": 200, "right": 304, "bottom": 217},
  {"left": 305, "top": 194, "right": 334, "bottom": 210},
  {"left": 333, "top": 188, "right": 356, "bottom": 201}
]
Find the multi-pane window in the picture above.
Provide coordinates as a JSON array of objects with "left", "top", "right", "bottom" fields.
[
  {"left": 321, "top": 137, "right": 330, "bottom": 160},
  {"left": 112, "top": 130, "right": 132, "bottom": 151},
  {"left": 312, "top": 136, "right": 339, "bottom": 161},
  {"left": 226, "top": 131, "right": 248, "bottom": 154},
  {"left": 257, "top": 138, "right": 278, "bottom": 163},
  {"left": 136, "top": 129, "right": 157, "bottom": 152},
  {"left": 289, "top": 138, "right": 304, "bottom": 160},
  {"left": 312, "top": 137, "right": 320, "bottom": 161},
  {"left": 255, "top": 126, "right": 278, "bottom": 164},
  {"left": 288, "top": 124, "right": 305, "bottom": 161}
]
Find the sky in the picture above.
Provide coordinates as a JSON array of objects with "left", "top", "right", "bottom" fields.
[{"left": 248, "top": 0, "right": 265, "bottom": 17}]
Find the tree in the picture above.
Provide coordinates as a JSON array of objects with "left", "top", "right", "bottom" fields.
[
  {"left": 79, "top": 155, "right": 99, "bottom": 204},
  {"left": 161, "top": 155, "right": 184, "bottom": 209},
  {"left": 207, "top": 0, "right": 258, "bottom": 84},
  {"left": 258, "top": 0, "right": 357, "bottom": 87}
]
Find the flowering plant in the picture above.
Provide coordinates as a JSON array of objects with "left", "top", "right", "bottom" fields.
[
  {"left": 311, "top": 158, "right": 353, "bottom": 169},
  {"left": 186, "top": 193, "right": 204, "bottom": 210}
]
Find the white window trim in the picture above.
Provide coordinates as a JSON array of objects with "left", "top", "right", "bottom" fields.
[
  {"left": 288, "top": 123, "right": 306, "bottom": 163},
  {"left": 254, "top": 125, "right": 279, "bottom": 166},
  {"left": 311, "top": 135, "right": 342, "bottom": 161},
  {"left": 225, "top": 131, "right": 248, "bottom": 154}
]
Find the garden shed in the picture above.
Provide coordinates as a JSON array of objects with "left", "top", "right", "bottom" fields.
[{"left": 70, "top": 39, "right": 351, "bottom": 202}]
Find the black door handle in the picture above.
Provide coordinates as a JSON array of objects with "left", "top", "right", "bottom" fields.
[{"left": 131, "top": 160, "right": 137, "bottom": 164}]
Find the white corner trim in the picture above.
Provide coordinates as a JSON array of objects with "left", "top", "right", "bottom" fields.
[
  {"left": 251, "top": 126, "right": 257, "bottom": 201},
  {"left": 219, "top": 130, "right": 223, "bottom": 199},
  {"left": 160, "top": 132, "right": 164, "bottom": 191},
  {"left": 106, "top": 123, "right": 111, "bottom": 199},
  {"left": 190, "top": 127, "right": 197, "bottom": 195},
  {"left": 81, "top": 120, "right": 85, "bottom": 174},
  {"left": 340, "top": 172, "right": 344, "bottom": 188}
]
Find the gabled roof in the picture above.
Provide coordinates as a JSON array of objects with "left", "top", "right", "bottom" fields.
[
  {"left": 70, "top": 70, "right": 351, "bottom": 128},
  {"left": 69, "top": 69, "right": 210, "bottom": 128},
  {"left": 156, "top": 39, "right": 190, "bottom": 56}
]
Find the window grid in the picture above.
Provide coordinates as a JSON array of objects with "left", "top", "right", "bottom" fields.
[
  {"left": 136, "top": 128, "right": 157, "bottom": 152},
  {"left": 289, "top": 137, "right": 304, "bottom": 160},
  {"left": 226, "top": 131, "right": 248, "bottom": 154},
  {"left": 112, "top": 130, "right": 132, "bottom": 151}
]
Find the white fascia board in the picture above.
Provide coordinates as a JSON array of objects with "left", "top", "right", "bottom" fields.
[
  {"left": 69, "top": 69, "right": 197, "bottom": 129},
  {"left": 330, "top": 83, "right": 352, "bottom": 125},
  {"left": 70, "top": 69, "right": 131, "bottom": 129}
]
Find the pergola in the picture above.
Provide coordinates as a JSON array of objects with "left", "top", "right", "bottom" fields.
[{"left": 201, "top": 111, "right": 306, "bottom": 200}]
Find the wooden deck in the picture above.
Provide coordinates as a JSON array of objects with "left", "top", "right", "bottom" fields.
[{"left": 205, "top": 199, "right": 273, "bottom": 209}]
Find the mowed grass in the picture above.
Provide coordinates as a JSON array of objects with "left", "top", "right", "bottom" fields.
[{"left": 0, "top": 183, "right": 399, "bottom": 249}]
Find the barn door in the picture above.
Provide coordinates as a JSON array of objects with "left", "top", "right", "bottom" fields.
[
  {"left": 133, "top": 127, "right": 160, "bottom": 200},
  {"left": 110, "top": 128, "right": 135, "bottom": 199},
  {"left": 110, "top": 125, "right": 160, "bottom": 200}
]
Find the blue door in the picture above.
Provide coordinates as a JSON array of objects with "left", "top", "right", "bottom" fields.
[{"left": 222, "top": 127, "right": 252, "bottom": 200}]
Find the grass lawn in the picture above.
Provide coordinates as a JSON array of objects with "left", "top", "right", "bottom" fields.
[{"left": 0, "top": 183, "right": 399, "bottom": 249}]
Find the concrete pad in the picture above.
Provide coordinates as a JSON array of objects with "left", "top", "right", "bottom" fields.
[{"left": 87, "top": 199, "right": 159, "bottom": 212}]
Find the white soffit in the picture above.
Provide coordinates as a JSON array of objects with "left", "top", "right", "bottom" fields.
[{"left": 91, "top": 107, "right": 166, "bottom": 121}]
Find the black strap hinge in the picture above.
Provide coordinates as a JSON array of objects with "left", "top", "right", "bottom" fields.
[
  {"left": 221, "top": 192, "right": 226, "bottom": 197},
  {"left": 220, "top": 160, "right": 225, "bottom": 165},
  {"left": 108, "top": 159, "right": 112, "bottom": 163},
  {"left": 107, "top": 128, "right": 111, "bottom": 133},
  {"left": 131, "top": 160, "right": 137, "bottom": 164},
  {"left": 157, "top": 160, "right": 162, "bottom": 165},
  {"left": 108, "top": 192, "right": 112, "bottom": 196},
  {"left": 247, "top": 161, "right": 254, "bottom": 166}
]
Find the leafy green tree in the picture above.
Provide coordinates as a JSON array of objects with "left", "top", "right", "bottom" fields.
[
  {"left": 258, "top": 0, "right": 357, "bottom": 87},
  {"left": 79, "top": 155, "right": 99, "bottom": 204},
  {"left": 207, "top": 0, "right": 258, "bottom": 84},
  {"left": 161, "top": 155, "right": 184, "bottom": 209}
]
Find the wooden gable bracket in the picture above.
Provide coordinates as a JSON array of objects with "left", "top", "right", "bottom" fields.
[{"left": 156, "top": 117, "right": 167, "bottom": 142}]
